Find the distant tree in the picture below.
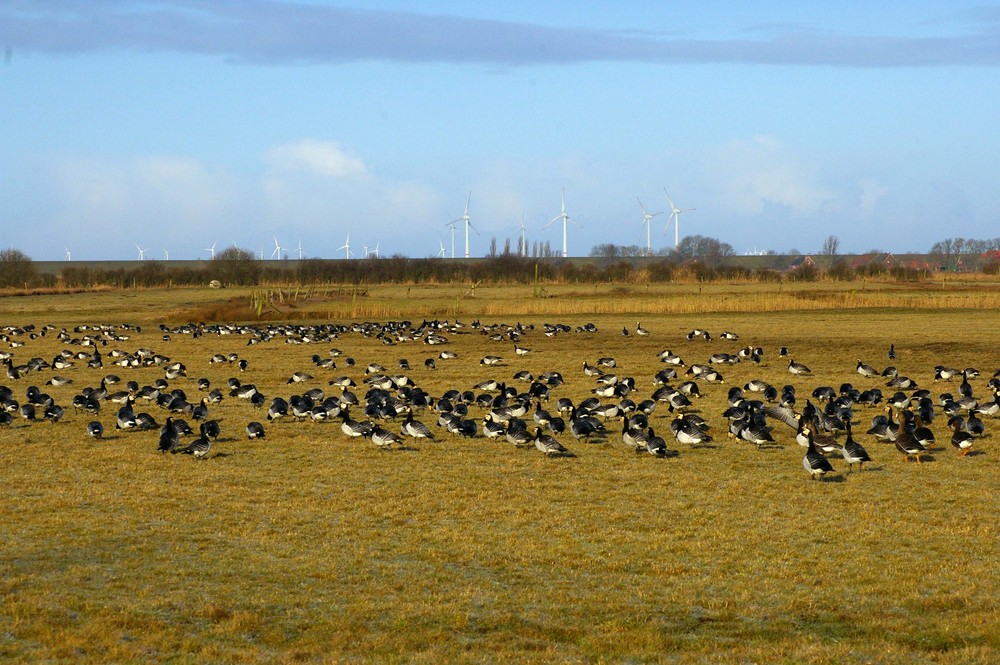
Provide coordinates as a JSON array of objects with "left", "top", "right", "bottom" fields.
[
  {"left": 673, "top": 235, "right": 735, "bottom": 267},
  {"left": 822, "top": 235, "right": 840, "bottom": 255},
  {"left": 590, "top": 244, "right": 619, "bottom": 258},
  {"left": 212, "top": 246, "right": 261, "bottom": 285},
  {"left": 503, "top": 238, "right": 512, "bottom": 256},
  {"left": 488, "top": 237, "right": 498, "bottom": 258},
  {"left": 0, "top": 248, "right": 38, "bottom": 288}
]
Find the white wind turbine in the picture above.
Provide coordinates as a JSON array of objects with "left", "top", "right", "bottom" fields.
[
  {"left": 664, "top": 187, "right": 695, "bottom": 249},
  {"left": 296, "top": 240, "right": 303, "bottom": 260},
  {"left": 64, "top": 247, "right": 71, "bottom": 261},
  {"left": 338, "top": 234, "right": 352, "bottom": 259},
  {"left": 445, "top": 221, "right": 458, "bottom": 258},
  {"left": 449, "top": 192, "right": 477, "bottom": 258},
  {"left": 271, "top": 237, "right": 283, "bottom": 260},
  {"left": 162, "top": 248, "right": 169, "bottom": 261},
  {"left": 136, "top": 244, "right": 149, "bottom": 261},
  {"left": 637, "top": 196, "right": 664, "bottom": 257},
  {"left": 544, "top": 188, "right": 578, "bottom": 258},
  {"left": 437, "top": 241, "right": 447, "bottom": 258},
  {"left": 519, "top": 216, "right": 527, "bottom": 256},
  {"left": 204, "top": 241, "right": 217, "bottom": 259},
  {"left": 369, "top": 241, "right": 380, "bottom": 259}
]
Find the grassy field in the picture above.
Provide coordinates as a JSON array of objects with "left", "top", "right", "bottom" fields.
[{"left": 1, "top": 279, "right": 998, "bottom": 663}]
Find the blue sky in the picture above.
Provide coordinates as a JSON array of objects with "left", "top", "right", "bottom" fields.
[{"left": 2, "top": 1, "right": 999, "bottom": 260}]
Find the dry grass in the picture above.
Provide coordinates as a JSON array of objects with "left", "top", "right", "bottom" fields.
[{"left": 0, "top": 282, "right": 998, "bottom": 663}]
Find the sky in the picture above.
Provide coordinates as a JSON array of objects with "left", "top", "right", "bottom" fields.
[{"left": 2, "top": 1, "right": 1000, "bottom": 261}]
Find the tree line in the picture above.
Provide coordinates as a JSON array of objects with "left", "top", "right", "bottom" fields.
[{"left": 2, "top": 237, "right": 999, "bottom": 290}]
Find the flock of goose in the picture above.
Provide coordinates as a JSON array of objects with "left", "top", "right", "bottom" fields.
[{"left": 1, "top": 319, "right": 997, "bottom": 479}]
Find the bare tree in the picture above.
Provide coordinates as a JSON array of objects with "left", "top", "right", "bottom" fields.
[
  {"left": 0, "top": 248, "right": 38, "bottom": 288},
  {"left": 822, "top": 235, "right": 840, "bottom": 255}
]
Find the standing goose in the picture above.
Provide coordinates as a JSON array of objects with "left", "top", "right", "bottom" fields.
[
  {"left": 644, "top": 426, "right": 668, "bottom": 457},
  {"left": 533, "top": 427, "right": 569, "bottom": 457},
  {"left": 246, "top": 421, "right": 266, "bottom": 439},
  {"left": 838, "top": 421, "right": 871, "bottom": 472},
  {"left": 893, "top": 410, "right": 927, "bottom": 463},
  {"left": 803, "top": 424, "right": 835, "bottom": 480},
  {"left": 401, "top": 410, "right": 435, "bottom": 441},
  {"left": 158, "top": 417, "right": 179, "bottom": 453},
  {"left": 635, "top": 322, "right": 650, "bottom": 337},
  {"left": 950, "top": 417, "right": 975, "bottom": 456},
  {"left": 371, "top": 426, "right": 404, "bottom": 449}
]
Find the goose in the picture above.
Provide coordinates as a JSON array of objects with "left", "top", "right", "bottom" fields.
[
  {"left": 482, "top": 417, "right": 506, "bottom": 439},
  {"left": 887, "top": 344, "right": 896, "bottom": 360},
  {"left": 803, "top": 425, "right": 835, "bottom": 480},
  {"left": 173, "top": 423, "right": 212, "bottom": 458},
  {"left": 246, "top": 421, "right": 265, "bottom": 439},
  {"left": 371, "top": 426, "right": 404, "bottom": 449},
  {"left": 505, "top": 421, "right": 534, "bottom": 447},
  {"left": 670, "top": 417, "right": 713, "bottom": 446},
  {"left": 158, "top": 417, "right": 179, "bottom": 453},
  {"left": 787, "top": 359, "right": 811, "bottom": 375},
  {"left": 838, "top": 422, "right": 871, "bottom": 472},
  {"left": 287, "top": 371, "right": 314, "bottom": 384},
  {"left": 635, "top": 322, "right": 650, "bottom": 337},
  {"left": 533, "top": 427, "right": 569, "bottom": 456},
  {"left": 202, "top": 420, "right": 221, "bottom": 440},
  {"left": 856, "top": 359, "right": 879, "bottom": 379},
  {"left": 893, "top": 410, "right": 926, "bottom": 463},
  {"left": 645, "top": 427, "right": 668, "bottom": 456},
  {"left": 86, "top": 421, "right": 104, "bottom": 439},
  {"left": 950, "top": 418, "right": 975, "bottom": 456},
  {"left": 720, "top": 331, "right": 739, "bottom": 340},
  {"left": 480, "top": 355, "right": 502, "bottom": 366},
  {"left": 46, "top": 376, "right": 73, "bottom": 387},
  {"left": 267, "top": 397, "right": 289, "bottom": 421},
  {"left": 911, "top": 413, "right": 936, "bottom": 449},
  {"left": 620, "top": 419, "right": 648, "bottom": 451},
  {"left": 401, "top": 411, "right": 435, "bottom": 441},
  {"left": 965, "top": 410, "right": 985, "bottom": 437},
  {"left": 514, "top": 344, "right": 531, "bottom": 356}
]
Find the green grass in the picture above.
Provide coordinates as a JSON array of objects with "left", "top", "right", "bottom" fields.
[{"left": 0, "top": 282, "right": 998, "bottom": 663}]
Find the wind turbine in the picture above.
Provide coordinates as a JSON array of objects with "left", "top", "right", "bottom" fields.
[
  {"left": 271, "top": 237, "right": 283, "bottom": 260},
  {"left": 204, "top": 241, "right": 217, "bottom": 259},
  {"left": 519, "top": 215, "right": 527, "bottom": 256},
  {"left": 449, "top": 192, "right": 477, "bottom": 258},
  {"left": 544, "top": 188, "right": 578, "bottom": 258},
  {"left": 338, "top": 234, "right": 352, "bottom": 259},
  {"left": 437, "top": 241, "right": 446, "bottom": 258},
  {"left": 135, "top": 244, "right": 149, "bottom": 261},
  {"left": 369, "top": 241, "right": 380, "bottom": 259},
  {"left": 296, "top": 240, "right": 303, "bottom": 260},
  {"left": 637, "top": 196, "right": 664, "bottom": 256},
  {"left": 445, "top": 221, "right": 458, "bottom": 258},
  {"left": 163, "top": 248, "right": 169, "bottom": 261},
  {"left": 663, "top": 188, "right": 695, "bottom": 249},
  {"left": 64, "top": 247, "right": 71, "bottom": 261}
]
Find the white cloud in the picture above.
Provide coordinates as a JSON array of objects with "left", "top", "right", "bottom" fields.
[
  {"left": 266, "top": 140, "right": 369, "bottom": 179},
  {"left": 858, "top": 177, "right": 888, "bottom": 216},
  {"left": 710, "top": 136, "right": 834, "bottom": 216}
]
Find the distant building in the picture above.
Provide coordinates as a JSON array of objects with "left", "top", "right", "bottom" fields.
[{"left": 786, "top": 255, "right": 816, "bottom": 272}]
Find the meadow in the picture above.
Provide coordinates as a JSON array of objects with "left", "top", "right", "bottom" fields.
[{"left": 1, "top": 277, "right": 998, "bottom": 663}]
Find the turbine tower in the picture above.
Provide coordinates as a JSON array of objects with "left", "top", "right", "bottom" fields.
[
  {"left": 544, "top": 188, "right": 577, "bottom": 258},
  {"left": 437, "top": 241, "right": 446, "bottom": 258},
  {"left": 664, "top": 188, "right": 695, "bottom": 249},
  {"left": 163, "top": 248, "right": 169, "bottom": 261},
  {"left": 64, "top": 247, "right": 71, "bottom": 261},
  {"left": 519, "top": 216, "right": 527, "bottom": 256},
  {"left": 450, "top": 192, "right": 477, "bottom": 258},
  {"left": 637, "top": 196, "right": 664, "bottom": 256},
  {"left": 271, "top": 237, "right": 283, "bottom": 260},
  {"left": 136, "top": 245, "right": 149, "bottom": 261},
  {"left": 204, "top": 241, "right": 217, "bottom": 259},
  {"left": 296, "top": 241, "right": 303, "bottom": 260},
  {"left": 338, "top": 234, "right": 352, "bottom": 259}
]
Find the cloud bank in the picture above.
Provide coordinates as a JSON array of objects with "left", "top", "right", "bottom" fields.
[{"left": 3, "top": 1, "right": 999, "bottom": 67}]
